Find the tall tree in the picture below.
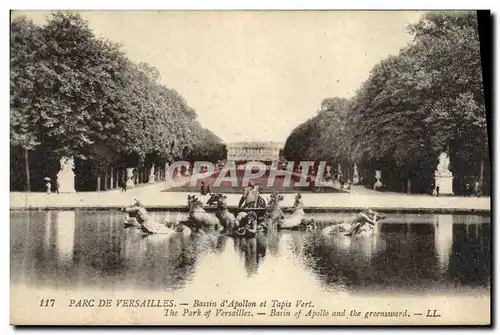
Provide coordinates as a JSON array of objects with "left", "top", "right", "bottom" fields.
[{"left": 10, "top": 12, "right": 226, "bottom": 191}]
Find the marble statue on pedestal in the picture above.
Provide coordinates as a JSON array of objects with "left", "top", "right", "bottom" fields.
[
  {"left": 149, "top": 164, "right": 155, "bottom": 184},
  {"left": 353, "top": 163, "right": 360, "bottom": 184},
  {"left": 374, "top": 170, "right": 383, "bottom": 190},
  {"left": 434, "top": 152, "right": 454, "bottom": 195},
  {"left": 126, "top": 168, "right": 135, "bottom": 189},
  {"left": 57, "top": 156, "right": 76, "bottom": 193}
]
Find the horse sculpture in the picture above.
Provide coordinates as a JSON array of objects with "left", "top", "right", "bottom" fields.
[
  {"left": 261, "top": 193, "right": 285, "bottom": 231},
  {"left": 206, "top": 193, "right": 237, "bottom": 234},
  {"left": 187, "top": 195, "right": 221, "bottom": 233}
]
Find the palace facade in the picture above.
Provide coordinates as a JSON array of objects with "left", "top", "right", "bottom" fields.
[{"left": 226, "top": 141, "right": 284, "bottom": 162}]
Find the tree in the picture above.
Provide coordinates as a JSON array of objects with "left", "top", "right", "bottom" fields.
[
  {"left": 283, "top": 97, "right": 350, "bottom": 174},
  {"left": 408, "top": 12, "right": 488, "bottom": 190},
  {"left": 283, "top": 11, "right": 488, "bottom": 194},
  {"left": 10, "top": 12, "right": 226, "bottom": 191},
  {"left": 10, "top": 17, "right": 45, "bottom": 190}
]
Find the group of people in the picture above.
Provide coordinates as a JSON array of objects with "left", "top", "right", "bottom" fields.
[{"left": 465, "top": 181, "right": 482, "bottom": 197}]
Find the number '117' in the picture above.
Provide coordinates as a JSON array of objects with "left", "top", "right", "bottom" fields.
[{"left": 39, "top": 299, "right": 55, "bottom": 307}]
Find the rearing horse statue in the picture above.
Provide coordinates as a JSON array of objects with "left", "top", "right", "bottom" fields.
[
  {"left": 262, "top": 193, "right": 285, "bottom": 231},
  {"left": 206, "top": 193, "right": 237, "bottom": 233},
  {"left": 187, "top": 195, "right": 221, "bottom": 233}
]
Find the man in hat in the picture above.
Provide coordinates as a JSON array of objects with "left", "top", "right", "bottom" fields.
[{"left": 343, "top": 208, "right": 379, "bottom": 236}]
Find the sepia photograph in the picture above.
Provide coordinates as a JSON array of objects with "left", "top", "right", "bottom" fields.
[{"left": 8, "top": 9, "right": 491, "bottom": 326}]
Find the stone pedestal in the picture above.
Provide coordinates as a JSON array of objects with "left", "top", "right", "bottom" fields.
[
  {"left": 353, "top": 163, "right": 359, "bottom": 185},
  {"left": 434, "top": 152, "right": 454, "bottom": 196},
  {"left": 126, "top": 168, "right": 135, "bottom": 189},
  {"left": 149, "top": 164, "right": 155, "bottom": 184},
  {"left": 57, "top": 156, "right": 76, "bottom": 193},
  {"left": 435, "top": 172, "right": 454, "bottom": 196}
]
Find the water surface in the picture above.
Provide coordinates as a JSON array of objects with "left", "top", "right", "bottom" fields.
[{"left": 10, "top": 211, "right": 491, "bottom": 295}]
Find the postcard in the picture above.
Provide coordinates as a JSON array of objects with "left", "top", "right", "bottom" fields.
[{"left": 9, "top": 10, "right": 491, "bottom": 325}]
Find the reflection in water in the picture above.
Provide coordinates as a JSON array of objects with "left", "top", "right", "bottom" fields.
[
  {"left": 266, "top": 231, "right": 281, "bottom": 256},
  {"left": 44, "top": 211, "right": 52, "bottom": 250},
  {"left": 55, "top": 211, "right": 75, "bottom": 266},
  {"left": 448, "top": 215, "right": 491, "bottom": 287},
  {"left": 10, "top": 211, "right": 491, "bottom": 294},
  {"left": 234, "top": 234, "right": 267, "bottom": 276},
  {"left": 300, "top": 215, "right": 490, "bottom": 294},
  {"left": 434, "top": 215, "right": 453, "bottom": 274}
]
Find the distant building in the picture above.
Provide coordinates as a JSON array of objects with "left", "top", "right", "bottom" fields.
[{"left": 226, "top": 141, "right": 284, "bottom": 163}]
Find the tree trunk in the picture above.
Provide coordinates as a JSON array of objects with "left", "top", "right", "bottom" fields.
[
  {"left": 479, "top": 159, "right": 484, "bottom": 190},
  {"left": 110, "top": 167, "right": 114, "bottom": 189},
  {"left": 407, "top": 178, "right": 411, "bottom": 194},
  {"left": 24, "top": 148, "right": 31, "bottom": 192},
  {"left": 104, "top": 168, "right": 109, "bottom": 190},
  {"left": 97, "top": 176, "right": 101, "bottom": 192}
]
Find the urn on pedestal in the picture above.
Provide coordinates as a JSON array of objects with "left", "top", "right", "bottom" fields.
[{"left": 374, "top": 170, "right": 383, "bottom": 190}]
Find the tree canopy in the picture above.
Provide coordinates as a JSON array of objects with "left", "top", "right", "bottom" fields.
[
  {"left": 10, "top": 12, "right": 226, "bottom": 191},
  {"left": 283, "top": 11, "right": 489, "bottom": 194}
]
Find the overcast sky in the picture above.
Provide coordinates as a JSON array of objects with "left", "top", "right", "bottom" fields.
[{"left": 13, "top": 10, "right": 425, "bottom": 144}]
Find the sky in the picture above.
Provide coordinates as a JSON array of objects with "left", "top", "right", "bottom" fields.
[{"left": 12, "top": 10, "right": 425, "bottom": 144}]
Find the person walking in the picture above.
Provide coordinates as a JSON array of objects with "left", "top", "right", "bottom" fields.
[{"left": 121, "top": 178, "right": 127, "bottom": 192}]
